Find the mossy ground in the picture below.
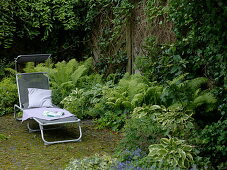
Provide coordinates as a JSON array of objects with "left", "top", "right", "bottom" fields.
[{"left": 0, "top": 114, "right": 120, "bottom": 169}]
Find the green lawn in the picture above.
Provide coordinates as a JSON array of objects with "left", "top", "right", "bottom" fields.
[{"left": 0, "top": 114, "right": 120, "bottom": 169}]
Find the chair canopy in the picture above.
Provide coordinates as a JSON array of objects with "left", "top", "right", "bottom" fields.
[
  {"left": 15, "top": 54, "right": 51, "bottom": 72},
  {"left": 15, "top": 54, "right": 51, "bottom": 64},
  {"left": 16, "top": 72, "right": 50, "bottom": 108}
]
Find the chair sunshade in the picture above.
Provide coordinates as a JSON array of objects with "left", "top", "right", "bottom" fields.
[{"left": 15, "top": 54, "right": 51, "bottom": 64}]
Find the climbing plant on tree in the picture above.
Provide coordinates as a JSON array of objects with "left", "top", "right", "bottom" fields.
[
  {"left": 0, "top": 0, "right": 92, "bottom": 61},
  {"left": 0, "top": 0, "right": 134, "bottom": 70},
  {"left": 86, "top": 0, "right": 134, "bottom": 75}
]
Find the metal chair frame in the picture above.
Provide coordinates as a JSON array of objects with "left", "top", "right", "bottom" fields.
[{"left": 14, "top": 54, "right": 82, "bottom": 145}]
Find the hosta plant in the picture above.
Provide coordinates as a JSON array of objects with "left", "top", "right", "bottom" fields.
[
  {"left": 61, "top": 88, "right": 87, "bottom": 118},
  {"left": 65, "top": 154, "right": 117, "bottom": 170},
  {"left": 132, "top": 105, "right": 194, "bottom": 138},
  {"left": 154, "top": 105, "right": 194, "bottom": 137},
  {"left": 148, "top": 137, "right": 194, "bottom": 169}
]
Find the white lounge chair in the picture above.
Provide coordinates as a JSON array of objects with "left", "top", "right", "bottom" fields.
[{"left": 14, "top": 54, "right": 82, "bottom": 145}]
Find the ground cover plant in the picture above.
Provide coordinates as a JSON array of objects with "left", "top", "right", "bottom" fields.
[
  {"left": 65, "top": 154, "right": 117, "bottom": 170},
  {"left": 0, "top": 133, "right": 7, "bottom": 141}
]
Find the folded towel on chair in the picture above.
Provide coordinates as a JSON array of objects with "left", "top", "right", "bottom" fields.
[{"left": 43, "top": 110, "right": 64, "bottom": 117}]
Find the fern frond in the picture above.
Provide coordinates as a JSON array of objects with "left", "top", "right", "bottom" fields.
[
  {"left": 34, "top": 63, "right": 49, "bottom": 73},
  {"left": 23, "top": 62, "right": 35, "bottom": 73},
  {"left": 71, "top": 65, "right": 87, "bottom": 84},
  {"left": 167, "top": 73, "right": 188, "bottom": 86},
  {"left": 194, "top": 92, "right": 217, "bottom": 105},
  {"left": 53, "top": 61, "right": 68, "bottom": 83},
  {"left": 118, "top": 73, "right": 147, "bottom": 100},
  {"left": 131, "top": 93, "right": 144, "bottom": 107},
  {"left": 186, "top": 77, "right": 208, "bottom": 90},
  {"left": 80, "top": 57, "right": 92, "bottom": 69},
  {"left": 65, "top": 59, "right": 79, "bottom": 76},
  {"left": 60, "top": 81, "right": 74, "bottom": 89},
  {"left": 193, "top": 92, "right": 217, "bottom": 111},
  {"left": 145, "top": 86, "right": 163, "bottom": 105},
  {"left": 4, "top": 68, "right": 16, "bottom": 75},
  {"left": 51, "top": 59, "right": 80, "bottom": 85}
]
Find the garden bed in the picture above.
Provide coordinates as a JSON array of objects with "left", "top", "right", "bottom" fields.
[{"left": 0, "top": 114, "right": 120, "bottom": 169}]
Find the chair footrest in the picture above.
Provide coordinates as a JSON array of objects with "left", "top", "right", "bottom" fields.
[{"left": 33, "top": 116, "right": 80, "bottom": 126}]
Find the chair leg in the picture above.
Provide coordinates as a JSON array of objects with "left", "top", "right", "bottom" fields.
[
  {"left": 27, "top": 122, "right": 41, "bottom": 132},
  {"left": 39, "top": 123, "right": 82, "bottom": 145},
  {"left": 27, "top": 121, "right": 62, "bottom": 133}
]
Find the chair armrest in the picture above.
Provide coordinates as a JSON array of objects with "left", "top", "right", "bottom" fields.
[
  {"left": 14, "top": 104, "right": 23, "bottom": 121},
  {"left": 14, "top": 104, "right": 23, "bottom": 111}
]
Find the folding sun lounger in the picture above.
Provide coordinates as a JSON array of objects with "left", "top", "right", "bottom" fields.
[{"left": 14, "top": 54, "right": 82, "bottom": 145}]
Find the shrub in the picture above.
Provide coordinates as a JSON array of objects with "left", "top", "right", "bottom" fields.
[
  {"left": 118, "top": 109, "right": 164, "bottom": 152},
  {"left": 61, "top": 82, "right": 110, "bottom": 119},
  {"left": 0, "top": 77, "right": 18, "bottom": 116},
  {"left": 50, "top": 58, "right": 92, "bottom": 105},
  {"left": 198, "top": 119, "right": 227, "bottom": 167},
  {"left": 95, "top": 73, "right": 149, "bottom": 131},
  {"left": 96, "top": 110, "right": 127, "bottom": 131},
  {"left": 0, "top": 59, "right": 13, "bottom": 80},
  {"left": 61, "top": 88, "right": 87, "bottom": 119}
]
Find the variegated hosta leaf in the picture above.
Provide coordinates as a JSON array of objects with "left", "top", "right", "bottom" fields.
[
  {"left": 147, "top": 137, "right": 194, "bottom": 168},
  {"left": 150, "top": 105, "right": 162, "bottom": 111},
  {"left": 160, "top": 138, "right": 170, "bottom": 145}
]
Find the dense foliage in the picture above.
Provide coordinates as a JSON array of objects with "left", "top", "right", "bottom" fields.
[
  {"left": 139, "top": 0, "right": 226, "bottom": 120},
  {"left": 0, "top": 0, "right": 133, "bottom": 70},
  {"left": 0, "top": 57, "right": 225, "bottom": 168},
  {"left": 0, "top": 0, "right": 88, "bottom": 60},
  {"left": 0, "top": 0, "right": 226, "bottom": 169},
  {"left": 199, "top": 119, "right": 227, "bottom": 167}
]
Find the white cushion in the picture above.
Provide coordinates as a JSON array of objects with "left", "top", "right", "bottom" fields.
[{"left": 28, "top": 88, "right": 53, "bottom": 108}]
